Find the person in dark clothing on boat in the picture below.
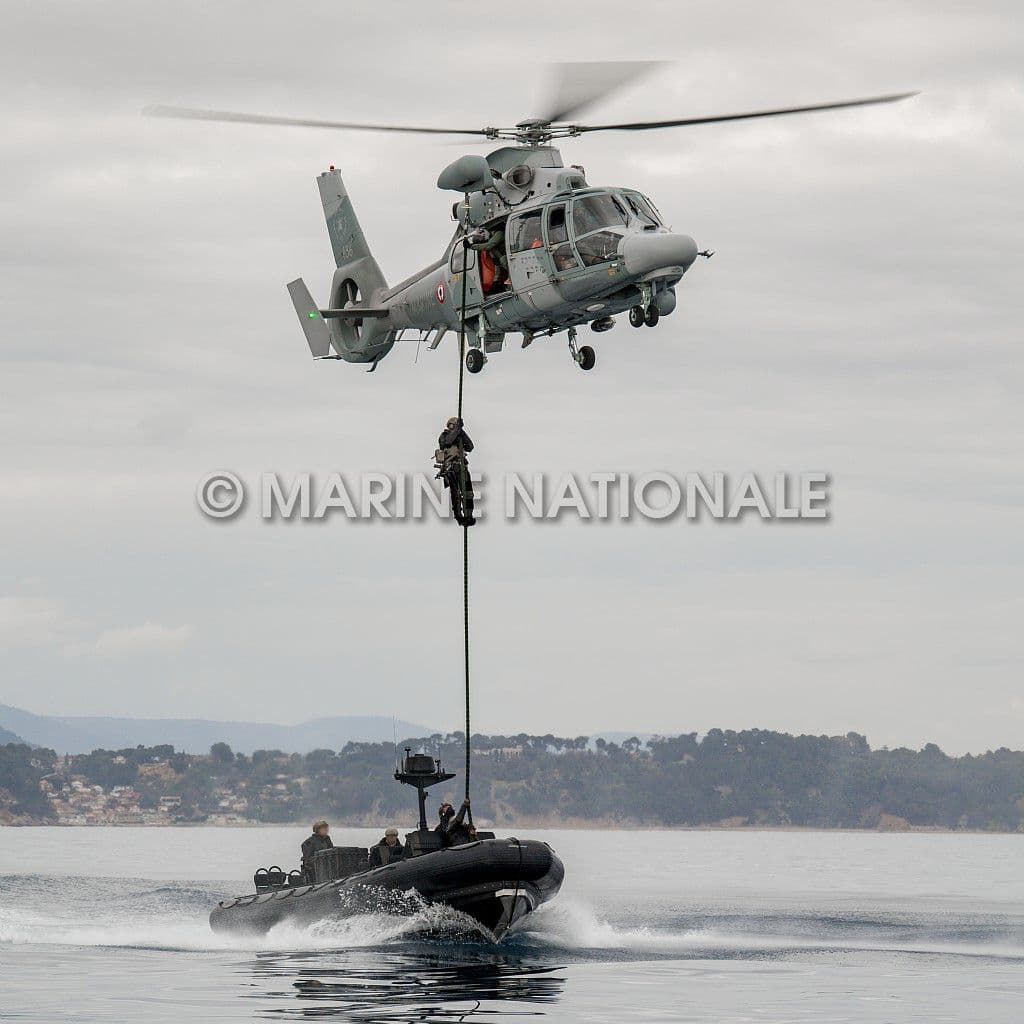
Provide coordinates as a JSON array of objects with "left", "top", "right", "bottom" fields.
[
  {"left": 368, "top": 827, "right": 405, "bottom": 867},
  {"left": 436, "top": 795, "right": 456, "bottom": 835},
  {"left": 300, "top": 818, "right": 333, "bottom": 881},
  {"left": 434, "top": 417, "right": 476, "bottom": 527},
  {"left": 442, "top": 799, "right": 475, "bottom": 847}
]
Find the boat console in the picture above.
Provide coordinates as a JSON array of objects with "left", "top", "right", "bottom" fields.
[{"left": 394, "top": 747, "right": 455, "bottom": 830}]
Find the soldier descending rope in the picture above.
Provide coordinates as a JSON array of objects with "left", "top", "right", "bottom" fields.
[{"left": 434, "top": 415, "right": 476, "bottom": 527}]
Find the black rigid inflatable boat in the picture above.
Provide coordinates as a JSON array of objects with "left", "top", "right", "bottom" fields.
[{"left": 209, "top": 750, "right": 564, "bottom": 941}]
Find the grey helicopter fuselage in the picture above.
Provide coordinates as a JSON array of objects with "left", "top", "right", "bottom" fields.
[{"left": 288, "top": 143, "right": 700, "bottom": 371}]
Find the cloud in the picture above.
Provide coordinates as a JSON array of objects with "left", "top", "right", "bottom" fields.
[
  {"left": 0, "top": 595, "right": 76, "bottom": 651},
  {"left": 94, "top": 622, "right": 194, "bottom": 658}
]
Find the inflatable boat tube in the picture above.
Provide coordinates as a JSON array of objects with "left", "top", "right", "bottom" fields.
[{"left": 210, "top": 837, "right": 563, "bottom": 941}]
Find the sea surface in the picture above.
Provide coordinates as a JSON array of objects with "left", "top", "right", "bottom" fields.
[{"left": 0, "top": 827, "right": 1022, "bottom": 1022}]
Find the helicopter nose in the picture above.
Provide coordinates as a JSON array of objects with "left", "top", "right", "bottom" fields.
[{"left": 619, "top": 233, "right": 698, "bottom": 277}]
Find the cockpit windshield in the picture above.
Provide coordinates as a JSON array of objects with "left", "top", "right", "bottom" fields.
[
  {"left": 620, "top": 191, "right": 663, "bottom": 227},
  {"left": 572, "top": 194, "right": 628, "bottom": 237}
]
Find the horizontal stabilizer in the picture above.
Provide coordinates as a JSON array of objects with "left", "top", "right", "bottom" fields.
[
  {"left": 319, "top": 307, "right": 389, "bottom": 319},
  {"left": 287, "top": 278, "right": 334, "bottom": 358}
]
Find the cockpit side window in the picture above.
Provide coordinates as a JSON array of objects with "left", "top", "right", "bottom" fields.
[
  {"left": 509, "top": 211, "right": 544, "bottom": 253},
  {"left": 572, "top": 194, "right": 627, "bottom": 238}
]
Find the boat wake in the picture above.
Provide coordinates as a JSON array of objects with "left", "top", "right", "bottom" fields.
[
  {"left": 2, "top": 874, "right": 1023, "bottom": 963},
  {"left": 517, "top": 899, "right": 1024, "bottom": 963},
  {"left": 0, "top": 898, "right": 491, "bottom": 953}
]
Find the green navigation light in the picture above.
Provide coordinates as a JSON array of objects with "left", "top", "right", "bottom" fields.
[{"left": 307, "top": 311, "right": 318, "bottom": 319}]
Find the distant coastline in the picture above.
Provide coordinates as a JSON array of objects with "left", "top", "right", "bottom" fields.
[
  {"left": 4, "top": 729, "right": 1024, "bottom": 833},
  {"left": 3, "top": 820, "right": 1020, "bottom": 836}
]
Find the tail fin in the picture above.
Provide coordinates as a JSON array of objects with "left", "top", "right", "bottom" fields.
[
  {"left": 318, "top": 169, "right": 387, "bottom": 288},
  {"left": 286, "top": 278, "right": 333, "bottom": 358},
  {"left": 316, "top": 169, "right": 393, "bottom": 362}
]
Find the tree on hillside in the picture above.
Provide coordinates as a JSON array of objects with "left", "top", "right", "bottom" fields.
[{"left": 210, "top": 742, "right": 234, "bottom": 764}]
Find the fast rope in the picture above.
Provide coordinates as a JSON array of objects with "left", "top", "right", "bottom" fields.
[{"left": 457, "top": 211, "right": 473, "bottom": 827}]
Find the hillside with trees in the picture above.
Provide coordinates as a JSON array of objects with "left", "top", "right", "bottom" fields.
[{"left": 2, "top": 730, "right": 1023, "bottom": 831}]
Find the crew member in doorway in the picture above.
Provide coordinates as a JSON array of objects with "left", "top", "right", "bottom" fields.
[
  {"left": 300, "top": 818, "right": 333, "bottom": 881},
  {"left": 435, "top": 416, "right": 476, "bottom": 527},
  {"left": 369, "top": 827, "right": 405, "bottom": 867},
  {"left": 467, "top": 225, "right": 507, "bottom": 274},
  {"left": 467, "top": 226, "right": 509, "bottom": 295}
]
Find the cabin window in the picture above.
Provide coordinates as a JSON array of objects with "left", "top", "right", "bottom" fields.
[
  {"left": 509, "top": 211, "right": 544, "bottom": 253},
  {"left": 575, "top": 230, "right": 621, "bottom": 267},
  {"left": 547, "top": 204, "right": 568, "bottom": 245},
  {"left": 572, "top": 194, "right": 627, "bottom": 238}
]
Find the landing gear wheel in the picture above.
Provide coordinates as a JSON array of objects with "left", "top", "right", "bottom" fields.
[
  {"left": 578, "top": 345, "right": 596, "bottom": 371},
  {"left": 644, "top": 306, "right": 660, "bottom": 328},
  {"left": 465, "top": 349, "right": 484, "bottom": 374},
  {"left": 629, "top": 305, "right": 645, "bottom": 328}
]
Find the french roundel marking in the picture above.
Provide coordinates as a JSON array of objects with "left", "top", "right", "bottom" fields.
[{"left": 436, "top": 281, "right": 446, "bottom": 303}]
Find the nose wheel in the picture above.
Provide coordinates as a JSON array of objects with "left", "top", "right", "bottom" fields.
[{"left": 567, "top": 328, "right": 596, "bottom": 371}]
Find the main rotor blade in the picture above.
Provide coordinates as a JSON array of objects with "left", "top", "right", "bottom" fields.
[
  {"left": 143, "top": 105, "right": 490, "bottom": 137},
  {"left": 540, "top": 61, "right": 666, "bottom": 124},
  {"left": 574, "top": 92, "right": 918, "bottom": 134}
]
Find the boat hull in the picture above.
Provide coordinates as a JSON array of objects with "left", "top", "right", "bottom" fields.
[{"left": 209, "top": 837, "right": 563, "bottom": 941}]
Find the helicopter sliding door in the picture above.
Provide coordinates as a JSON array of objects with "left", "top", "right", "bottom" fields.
[{"left": 506, "top": 209, "right": 561, "bottom": 313}]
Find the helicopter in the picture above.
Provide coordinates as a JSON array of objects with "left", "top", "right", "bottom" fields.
[{"left": 146, "top": 64, "right": 915, "bottom": 374}]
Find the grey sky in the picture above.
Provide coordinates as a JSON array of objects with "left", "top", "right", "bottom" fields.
[{"left": 0, "top": 1, "right": 1020, "bottom": 754}]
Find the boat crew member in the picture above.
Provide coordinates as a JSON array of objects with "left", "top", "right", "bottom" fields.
[
  {"left": 434, "top": 417, "right": 476, "bottom": 527},
  {"left": 300, "top": 818, "right": 333, "bottom": 881},
  {"left": 444, "top": 799, "right": 475, "bottom": 847},
  {"left": 436, "top": 796, "right": 456, "bottom": 834},
  {"left": 369, "top": 827, "right": 405, "bottom": 867}
]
